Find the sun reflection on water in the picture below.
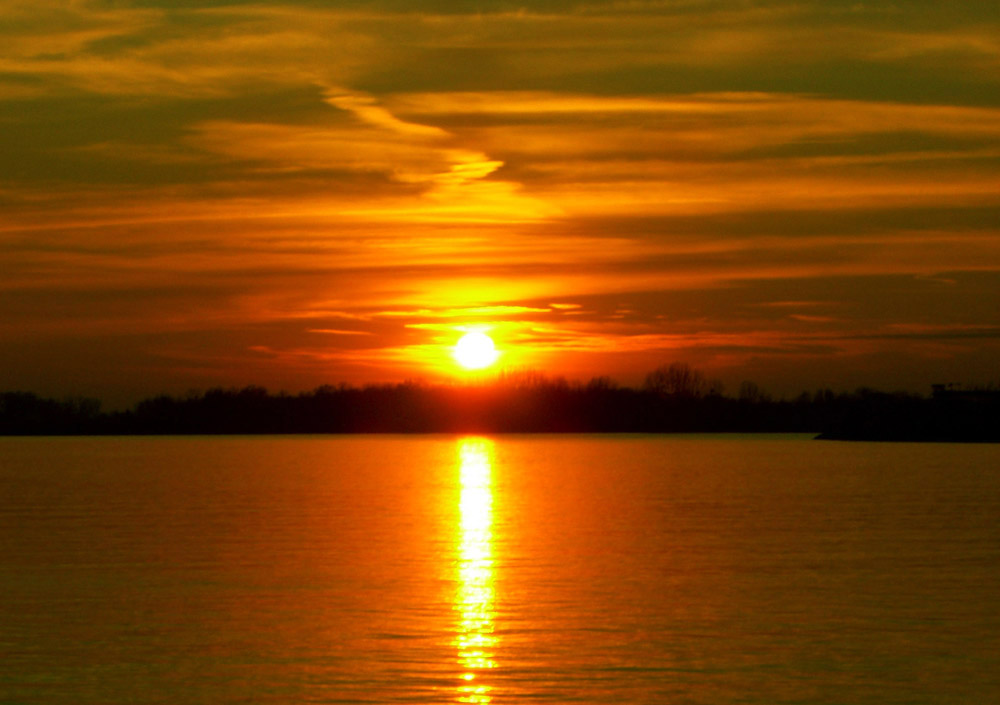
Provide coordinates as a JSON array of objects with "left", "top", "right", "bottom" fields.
[{"left": 456, "top": 437, "right": 497, "bottom": 703}]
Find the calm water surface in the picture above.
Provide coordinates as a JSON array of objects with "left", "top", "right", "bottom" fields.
[{"left": 1, "top": 435, "right": 999, "bottom": 703}]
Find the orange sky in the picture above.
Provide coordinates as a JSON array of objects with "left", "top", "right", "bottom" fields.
[{"left": 2, "top": 1, "right": 999, "bottom": 406}]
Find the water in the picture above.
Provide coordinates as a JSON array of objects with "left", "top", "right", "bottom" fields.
[{"left": 1, "top": 435, "right": 999, "bottom": 703}]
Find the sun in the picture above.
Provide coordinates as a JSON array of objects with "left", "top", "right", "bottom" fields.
[{"left": 454, "top": 331, "right": 499, "bottom": 370}]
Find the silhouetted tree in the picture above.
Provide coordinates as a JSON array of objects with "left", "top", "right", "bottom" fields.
[
  {"left": 738, "top": 381, "right": 770, "bottom": 403},
  {"left": 643, "top": 363, "right": 708, "bottom": 398},
  {"left": 585, "top": 376, "right": 618, "bottom": 392}
]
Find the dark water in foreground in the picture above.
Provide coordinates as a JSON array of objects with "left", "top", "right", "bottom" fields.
[{"left": 1, "top": 435, "right": 999, "bottom": 703}]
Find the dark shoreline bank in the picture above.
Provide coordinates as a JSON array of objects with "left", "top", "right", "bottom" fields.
[{"left": 3, "top": 383, "right": 998, "bottom": 441}]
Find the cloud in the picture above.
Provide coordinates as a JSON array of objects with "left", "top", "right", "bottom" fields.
[
  {"left": 385, "top": 305, "right": 551, "bottom": 318},
  {"left": 324, "top": 90, "right": 448, "bottom": 138},
  {"left": 307, "top": 328, "right": 374, "bottom": 336},
  {"left": 379, "top": 91, "right": 1000, "bottom": 230}
]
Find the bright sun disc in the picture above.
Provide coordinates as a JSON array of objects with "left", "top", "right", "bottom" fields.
[{"left": 454, "top": 331, "right": 499, "bottom": 370}]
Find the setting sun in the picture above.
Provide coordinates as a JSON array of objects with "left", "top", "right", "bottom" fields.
[{"left": 454, "top": 331, "right": 499, "bottom": 370}]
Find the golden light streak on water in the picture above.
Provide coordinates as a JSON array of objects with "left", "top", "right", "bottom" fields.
[{"left": 455, "top": 437, "right": 498, "bottom": 704}]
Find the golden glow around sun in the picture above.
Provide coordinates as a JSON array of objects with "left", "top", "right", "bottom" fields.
[{"left": 454, "top": 331, "right": 499, "bottom": 370}]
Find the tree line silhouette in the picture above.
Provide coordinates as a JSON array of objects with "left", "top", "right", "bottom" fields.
[{"left": 2, "top": 363, "right": 998, "bottom": 440}]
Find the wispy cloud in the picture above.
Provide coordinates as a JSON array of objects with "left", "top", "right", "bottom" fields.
[{"left": 324, "top": 90, "right": 449, "bottom": 139}]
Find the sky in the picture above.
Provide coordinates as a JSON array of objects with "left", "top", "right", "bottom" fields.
[{"left": 2, "top": 0, "right": 999, "bottom": 407}]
